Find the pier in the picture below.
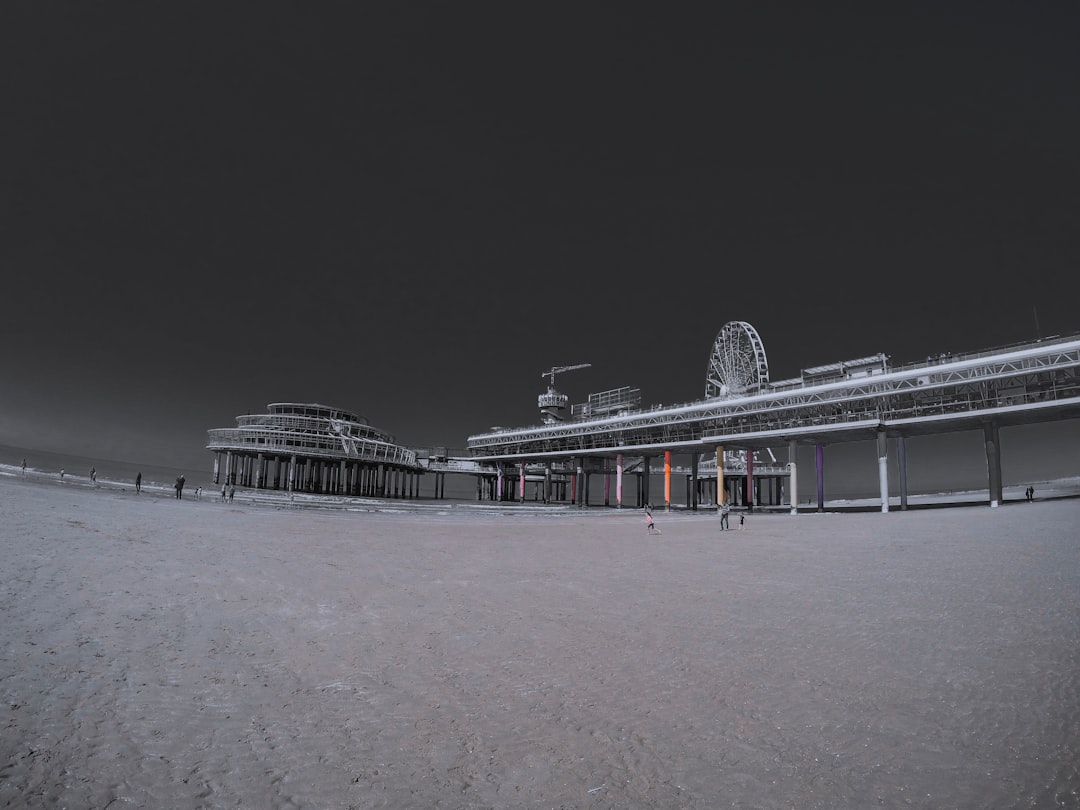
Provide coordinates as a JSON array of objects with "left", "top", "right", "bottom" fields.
[{"left": 206, "top": 325, "right": 1080, "bottom": 512}]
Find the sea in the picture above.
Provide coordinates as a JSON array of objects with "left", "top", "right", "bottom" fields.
[{"left": 1, "top": 443, "right": 216, "bottom": 492}]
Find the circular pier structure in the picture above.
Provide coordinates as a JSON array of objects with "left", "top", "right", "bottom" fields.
[{"left": 206, "top": 403, "right": 421, "bottom": 497}]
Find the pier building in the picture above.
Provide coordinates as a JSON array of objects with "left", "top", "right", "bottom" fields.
[{"left": 206, "top": 403, "right": 433, "bottom": 498}]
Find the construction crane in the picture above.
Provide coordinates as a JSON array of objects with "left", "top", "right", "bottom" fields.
[
  {"left": 541, "top": 363, "right": 592, "bottom": 387},
  {"left": 538, "top": 363, "right": 592, "bottom": 424}
]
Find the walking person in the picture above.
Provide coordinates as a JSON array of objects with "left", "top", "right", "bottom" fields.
[
  {"left": 90, "top": 466, "right": 97, "bottom": 483},
  {"left": 21, "top": 458, "right": 26, "bottom": 476},
  {"left": 720, "top": 499, "right": 731, "bottom": 531},
  {"left": 175, "top": 474, "right": 185, "bottom": 500},
  {"left": 228, "top": 484, "right": 235, "bottom": 503},
  {"left": 221, "top": 483, "right": 228, "bottom": 502},
  {"left": 135, "top": 472, "right": 142, "bottom": 494},
  {"left": 645, "top": 506, "right": 661, "bottom": 535}
]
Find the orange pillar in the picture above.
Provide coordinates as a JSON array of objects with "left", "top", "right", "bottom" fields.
[{"left": 664, "top": 450, "right": 672, "bottom": 511}]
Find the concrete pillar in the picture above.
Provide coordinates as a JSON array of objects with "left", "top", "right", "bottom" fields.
[
  {"left": 664, "top": 450, "right": 672, "bottom": 512},
  {"left": 519, "top": 462, "right": 526, "bottom": 503},
  {"left": 897, "top": 435, "right": 909, "bottom": 510},
  {"left": 213, "top": 454, "right": 220, "bottom": 485},
  {"left": 690, "top": 453, "right": 699, "bottom": 511},
  {"left": 983, "top": 421, "right": 1003, "bottom": 507},
  {"left": 816, "top": 444, "right": 825, "bottom": 512},
  {"left": 877, "top": 430, "right": 890, "bottom": 513},
  {"left": 716, "top": 445, "right": 725, "bottom": 510},
  {"left": 616, "top": 453, "right": 624, "bottom": 508},
  {"left": 746, "top": 450, "right": 755, "bottom": 513}
]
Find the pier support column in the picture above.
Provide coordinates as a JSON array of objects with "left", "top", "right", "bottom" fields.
[
  {"left": 519, "top": 463, "right": 526, "bottom": 503},
  {"left": 716, "top": 446, "right": 725, "bottom": 511},
  {"left": 746, "top": 450, "right": 755, "bottom": 513},
  {"left": 690, "top": 452, "right": 699, "bottom": 511},
  {"left": 983, "top": 421, "right": 1003, "bottom": 507},
  {"left": 213, "top": 454, "right": 220, "bottom": 485},
  {"left": 642, "top": 457, "right": 651, "bottom": 507},
  {"left": 576, "top": 463, "right": 585, "bottom": 507},
  {"left": 877, "top": 430, "right": 890, "bottom": 513},
  {"left": 815, "top": 445, "right": 825, "bottom": 512},
  {"left": 616, "top": 453, "right": 624, "bottom": 509},
  {"left": 664, "top": 451, "right": 672, "bottom": 512},
  {"left": 897, "top": 435, "right": 909, "bottom": 510},
  {"left": 790, "top": 440, "right": 799, "bottom": 516},
  {"left": 604, "top": 459, "right": 610, "bottom": 507}
]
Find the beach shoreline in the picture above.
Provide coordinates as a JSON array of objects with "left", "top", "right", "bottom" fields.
[{"left": 4, "top": 459, "right": 1078, "bottom": 516}]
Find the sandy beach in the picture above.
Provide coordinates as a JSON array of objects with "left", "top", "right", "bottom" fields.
[{"left": 2, "top": 471, "right": 1078, "bottom": 809}]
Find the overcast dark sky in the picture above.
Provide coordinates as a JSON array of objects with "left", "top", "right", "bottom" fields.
[{"left": 2, "top": 3, "right": 1079, "bottom": 469}]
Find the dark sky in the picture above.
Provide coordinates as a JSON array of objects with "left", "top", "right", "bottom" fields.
[{"left": 3, "top": 3, "right": 1079, "bottom": 469}]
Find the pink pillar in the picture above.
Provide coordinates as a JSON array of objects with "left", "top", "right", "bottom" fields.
[
  {"left": 616, "top": 453, "right": 624, "bottom": 508},
  {"left": 746, "top": 451, "right": 755, "bottom": 511},
  {"left": 519, "top": 462, "right": 526, "bottom": 502}
]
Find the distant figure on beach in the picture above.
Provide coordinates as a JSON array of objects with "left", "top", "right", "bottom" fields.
[
  {"left": 221, "top": 483, "right": 227, "bottom": 502},
  {"left": 21, "top": 458, "right": 26, "bottom": 476},
  {"left": 645, "top": 507, "right": 661, "bottom": 535},
  {"left": 720, "top": 500, "right": 731, "bottom": 530},
  {"left": 228, "top": 484, "right": 235, "bottom": 503},
  {"left": 739, "top": 513, "right": 745, "bottom": 530},
  {"left": 175, "top": 474, "right": 185, "bottom": 500},
  {"left": 135, "top": 472, "right": 142, "bottom": 494},
  {"left": 60, "top": 469, "right": 65, "bottom": 480},
  {"left": 90, "top": 466, "right": 96, "bottom": 483},
  {"left": 194, "top": 486, "right": 202, "bottom": 500},
  {"left": 1026, "top": 485, "right": 1035, "bottom": 502}
]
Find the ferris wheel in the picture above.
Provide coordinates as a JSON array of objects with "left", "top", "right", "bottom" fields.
[{"left": 704, "top": 321, "right": 770, "bottom": 399}]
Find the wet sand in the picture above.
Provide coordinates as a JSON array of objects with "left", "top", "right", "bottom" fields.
[{"left": 2, "top": 473, "right": 1078, "bottom": 809}]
